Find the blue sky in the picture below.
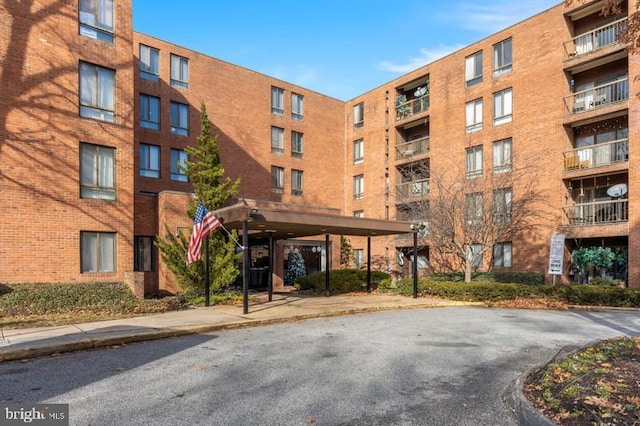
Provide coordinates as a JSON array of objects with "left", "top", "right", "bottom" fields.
[{"left": 133, "top": 1, "right": 560, "bottom": 101}]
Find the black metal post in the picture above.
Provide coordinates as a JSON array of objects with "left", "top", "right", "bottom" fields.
[
  {"left": 366, "top": 236, "right": 371, "bottom": 293},
  {"left": 243, "top": 220, "right": 249, "bottom": 314},
  {"left": 324, "top": 234, "right": 330, "bottom": 296},
  {"left": 413, "top": 231, "right": 418, "bottom": 298},
  {"left": 268, "top": 232, "right": 274, "bottom": 302},
  {"left": 204, "top": 234, "right": 210, "bottom": 307}
]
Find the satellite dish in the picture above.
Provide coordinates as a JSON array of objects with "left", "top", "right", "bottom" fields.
[
  {"left": 414, "top": 86, "right": 427, "bottom": 97},
  {"left": 607, "top": 183, "right": 628, "bottom": 198}
]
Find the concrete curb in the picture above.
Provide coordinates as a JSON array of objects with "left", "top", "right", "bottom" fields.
[{"left": 503, "top": 373, "right": 555, "bottom": 426}]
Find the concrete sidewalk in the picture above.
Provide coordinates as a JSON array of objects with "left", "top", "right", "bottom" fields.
[{"left": 0, "top": 293, "right": 472, "bottom": 363}]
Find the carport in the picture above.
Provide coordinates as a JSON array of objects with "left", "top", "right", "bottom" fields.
[{"left": 213, "top": 199, "right": 420, "bottom": 313}]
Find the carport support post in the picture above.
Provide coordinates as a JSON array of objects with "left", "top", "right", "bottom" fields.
[
  {"left": 366, "top": 237, "right": 372, "bottom": 293},
  {"left": 413, "top": 231, "right": 418, "bottom": 298},
  {"left": 268, "top": 232, "right": 274, "bottom": 302},
  {"left": 243, "top": 220, "right": 249, "bottom": 314},
  {"left": 325, "top": 234, "right": 330, "bottom": 296}
]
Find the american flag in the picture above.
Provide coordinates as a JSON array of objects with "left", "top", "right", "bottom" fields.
[{"left": 186, "top": 202, "right": 222, "bottom": 265}]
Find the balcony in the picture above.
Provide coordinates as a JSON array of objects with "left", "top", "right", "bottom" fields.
[
  {"left": 563, "top": 198, "right": 628, "bottom": 226},
  {"left": 563, "top": 138, "right": 628, "bottom": 172},
  {"left": 564, "top": 77, "right": 628, "bottom": 116},
  {"left": 395, "top": 136, "right": 429, "bottom": 160},
  {"left": 564, "top": 17, "right": 627, "bottom": 60},
  {"left": 395, "top": 94, "right": 430, "bottom": 121},
  {"left": 396, "top": 179, "right": 429, "bottom": 203}
]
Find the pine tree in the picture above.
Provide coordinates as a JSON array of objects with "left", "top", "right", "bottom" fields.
[
  {"left": 156, "top": 102, "right": 241, "bottom": 295},
  {"left": 284, "top": 249, "right": 306, "bottom": 285}
]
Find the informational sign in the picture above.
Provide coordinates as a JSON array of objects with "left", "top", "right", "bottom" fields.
[{"left": 548, "top": 234, "right": 565, "bottom": 275}]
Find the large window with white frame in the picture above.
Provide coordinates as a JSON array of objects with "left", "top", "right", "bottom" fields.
[
  {"left": 170, "top": 148, "right": 188, "bottom": 182},
  {"left": 79, "top": 62, "right": 115, "bottom": 122},
  {"left": 466, "top": 145, "right": 483, "bottom": 178},
  {"left": 465, "top": 193, "right": 483, "bottom": 226},
  {"left": 493, "top": 88, "right": 512, "bottom": 125},
  {"left": 139, "top": 143, "right": 160, "bottom": 178},
  {"left": 271, "top": 166, "right": 284, "bottom": 194},
  {"left": 493, "top": 138, "right": 512, "bottom": 173},
  {"left": 353, "top": 174, "right": 364, "bottom": 199},
  {"left": 465, "top": 51, "right": 483, "bottom": 87},
  {"left": 493, "top": 242, "right": 512, "bottom": 268},
  {"left": 353, "top": 249, "right": 364, "bottom": 269},
  {"left": 81, "top": 231, "right": 116, "bottom": 273},
  {"left": 80, "top": 142, "right": 115, "bottom": 200},
  {"left": 353, "top": 138, "right": 364, "bottom": 164},
  {"left": 469, "top": 243, "right": 483, "bottom": 269},
  {"left": 170, "top": 54, "right": 189, "bottom": 89},
  {"left": 493, "top": 188, "right": 512, "bottom": 223},
  {"left": 271, "top": 126, "right": 284, "bottom": 154},
  {"left": 291, "top": 131, "right": 303, "bottom": 158},
  {"left": 271, "top": 87, "right": 284, "bottom": 114},
  {"left": 291, "top": 93, "right": 304, "bottom": 120},
  {"left": 139, "top": 94, "right": 160, "bottom": 130},
  {"left": 170, "top": 102, "right": 189, "bottom": 136},
  {"left": 353, "top": 210, "right": 364, "bottom": 218},
  {"left": 353, "top": 102, "right": 364, "bottom": 128},
  {"left": 493, "top": 38, "right": 512, "bottom": 77},
  {"left": 465, "top": 98, "right": 483, "bottom": 133},
  {"left": 79, "top": 0, "right": 114, "bottom": 43},
  {"left": 291, "top": 169, "right": 303, "bottom": 196},
  {"left": 139, "top": 45, "right": 159, "bottom": 81}
]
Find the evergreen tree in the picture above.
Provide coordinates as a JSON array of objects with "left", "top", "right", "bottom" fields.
[
  {"left": 285, "top": 249, "right": 306, "bottom": 285},
  {"left": 156, "top": 102, "right": 241, "bottom": 295}
]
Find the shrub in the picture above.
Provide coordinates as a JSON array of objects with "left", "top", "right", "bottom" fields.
[
  {"left": 294, "top": 269, "right": 391, "bottom": 294},
  {"left": 429, "top": 271, "right": 545, "bottom": 285}
]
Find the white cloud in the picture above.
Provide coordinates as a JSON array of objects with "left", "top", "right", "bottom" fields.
[{"left": 377, "top": 45, "right": 464, "bottom": 74}]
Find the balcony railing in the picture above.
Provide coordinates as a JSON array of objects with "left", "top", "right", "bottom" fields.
[
  {"left": 396, "top": 95, "right": 430, "bottom": 120},
  {"left": 563, "top": 138, "right": 628, "bottom": 171},
  {"left": 563, "top": 198, "right": 628, "bottom": 226},
  {"left": 564, "top": 77, "right": 628, "bottom": 115},
  {"left": 396, "top": 136, "right": 430, "bottom": 160},
  {"left": 564, "top": 17, "right": 627, "bottom": 59},
  {"left": 396, "top": 178, "right": 430, "bottom": 202}
]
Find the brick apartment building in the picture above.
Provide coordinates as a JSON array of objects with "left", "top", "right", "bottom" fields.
[{"left": 1, "top": 0, "right": 637, "bottom": 292}]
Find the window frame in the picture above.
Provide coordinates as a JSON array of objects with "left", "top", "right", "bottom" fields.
[
  {"left": 78, "top": 0, "right": 114, "bottom": 43},
  {"left": 81, "top": 231, "right": 116, "bottom": 273},
  {"left": 465, "top": 98, "right": 483, "bottom": 133},
  {"left": 271, "top": 87, "right": 284, "bottom": 114},
  {"left": 139, "top": 44, "right": 160, "bottom": 81},
  {"left": 353, "top": 138, "right": 364, "bottom": 164},
  {"left": 466, "top": 145, "right": 483, "bottom": 178},
  {"left": 139, "top": 143, "right": 160, "bottom": 179},
  {"left": 493, "top": 138, "right": 512, "bottom": 173},
  {"left": 291, "top": 93, "right": 304, "bottom": 120},
  {"left": 353, "top": 210, "right": 364, "bottom": 218},
  {"left": 493, "top": 242, "right": 513, "bottom": 268},
  {"left": 139, "top": 94, "right": 160, "bottom": 130},
  {"left": 469, "top": 243, "right": 483, "bottom": 269},
  {"left": 271, "top": 166, "right": 284, "bottom": 194},
  {"left": 493, "top": 38, "right": 512, "bottom": 77},
  {"left": 170, "top": 101, "right": 189, "bottom": 136},
  {"left": 465, "top": 51, "right": 483, "bottom": 87},
  {"left": 353, "top": 174, "right": 364, "bottom": 200},
  {"left": 353, "top": 102, "right": 364, "bottom": 128},
  {"left": 353, "top": 249, "right": 364, "bottom": 269},
  {"left": 79, "top": 61, "right": 115, "bottom": 122},
  {"left": 493, "top": 187, "right": 513, "bottom": 223},
  {"left": 170, "top": 54, "right": 189, "bottom": 89},
  {"left": 80, "top": 142, "right": 115, "bottom": 200},
  {"left": 271, "top": 126, "right": 285, "bottom": 154},
  {"left": 493, "top": 88, "right": 513, "bottom": 125},
  {"left": 291, "top": 131, "right": 304, "bottom": 158},
  {"left": 291, "top": 169, "right": 304, "bottom": 196},
  {"left": 170, "top": 148, "right": 188, "bottom": 182},
  {"left": 465, "top": 192, "right": 483, "bottom": 225},
  {"left": 134, "top": 236, "right": 155, "bottom": 272}
]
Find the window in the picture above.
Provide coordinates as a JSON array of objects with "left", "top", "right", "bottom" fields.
[
  {"left": 465, "top": 98, "right": 483, "bottom": 133},
  {"left": 353, "top": 174, "right": 364, "bottom": 200},
  {"left": 139, "top": 94, "right": 160, "bottom": 130},
  {"left": 493, "top": 38, "right": 512, "bottom": 77},
  {"left": 468, "top": 243, "right": 483, "bottom": 269},
  {"left": 80, "top": 142, "right": 115, "bottom": 200},
  {"left": 353, "top": 210, "right": 364, "bottom": 218},
  {"left": 493, "top": 88, "right": 513, "bottom": 125},
  {"left": 466, "top": 145, "right": 483, "bottom": 178},
  {"left": 291, "top": 93, "right": 304, "bottom": 120},
  {"left": 139, "top": 45, "right": 159, "bottom": 81},
  {"left": 353, "top": 138, "right": 364, "bottom": 164},
  {"left": 134, "top": 236, "right": 154, "bottom": 272},
  {"left": 79, "top": 0, "right": 114, "bottom": 43},
  {"left": 170, "top": 54, "right": 189, "bottom": 89},
  {"left": 353, "top": 102, "right": 364, "bottom": 128},
  {"left": 493, "top": 242, "right": 512, "bottom": 268},
  {"left": 271, "top": 166, "right": 284, "bottom": 193},
  {"left": 170, "top": 149, "right": 188, "bottom": 182},
  {"left": 465, "top": 193, "right": 483, "bottom": 225},
  {"left": 493, "top": 188, "right": 512, "bottom": 223},
  {"left": 353, "top": 249, "right": 364, "bottom": 269},
  {"left": 271, "top": 127, "right": 284, "bottom": 154},
  {"left": 271, "top": 87, "right": 284, "bottom": 114},
  {"left": 139, "top": 144, "right": 160, "bottom": 178},
  {"left": 170, "top": 102, "right": 189, "bottom": 135},
  {"left": 291, "top": 131, "right": 303, "bottom": 157},
  {"left": 465, "top": 51, "right": 483, "bottom": 87},
  {"left": 81, "top": 231, "right": 116, "bottom": 272},
  {"left": 493, "top": 138, "right": 512, "bottom": 173},
  {"left": 79, "top": 62, "right": 115, "bottom": 122},
  {"left": 291, "top": 169, "right": 303, "bottom": 196}
]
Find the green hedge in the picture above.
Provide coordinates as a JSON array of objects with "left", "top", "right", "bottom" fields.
[
  {"left": 430, "top": 271, "right": 545, "bottom": 285},
  {"left": 394, "top": 279, "right": 640, "bottom": 307},
  {"left": 295, "top": 269, "right": 391, "bottom": 294}
]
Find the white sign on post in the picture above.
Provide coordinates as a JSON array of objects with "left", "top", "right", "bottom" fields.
[{"left": 548, "top": 234, "right": 565, "bottom": 275}]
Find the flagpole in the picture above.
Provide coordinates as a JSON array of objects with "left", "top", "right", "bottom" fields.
[
  {"left": 217, "top": 222, "right": 245, "bottom": 251},
  {"left": 204, "top": 234, "right": 210, "bottom": 307}
]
